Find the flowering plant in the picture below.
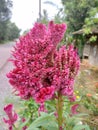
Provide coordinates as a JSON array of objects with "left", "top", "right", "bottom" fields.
[
  {"left": 3, "top": 21, "right": 89, "bottom": 130},
  {"left": 3, "top": 104, "right": 18, "bottom": 130}
]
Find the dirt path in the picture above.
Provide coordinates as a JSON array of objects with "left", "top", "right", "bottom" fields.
[{"left": 0, "top": 42, "right": 15, "bottom": 130}]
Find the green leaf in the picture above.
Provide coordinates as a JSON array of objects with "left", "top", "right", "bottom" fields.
[
  {"left": 27, "top": 112, "right": 58, "bottom": 130},
  {"left": 89, "top": 36, "right": 97, "bottom": 42},
  {"left": 84, "top": 28, "right": 91, "bottom": 35},
  {"left": 74, "top": 113, "right": 89, "bottom": 117},
  {"left": 18, "top": 118, "right": 30, "bottom": 129},
  {"left": 73, "top": 124, "right": 90, "bottom": 130}
]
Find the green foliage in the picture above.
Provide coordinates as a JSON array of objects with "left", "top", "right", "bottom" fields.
[
  {"left": 83, "top": 17, "right": 98, "bottom": 44},
  {"left": 0, "top": 0, "right": 12, "bottom": 42},
  {"left": 44, "top": 0, "right": 98, "bottom": 56},
  {"left": 0, "top": 0, "right": 12, "bottom": 22},
  {"left": 18, "top": 95, "right": 91, "bottom": 130},
  {"left": 5, "top": 93, "right": 92, "bottom": 130},
  {"left": 0, "top": 21, "right": 8, "bottom": 41},
  {"left": 81, "top": 93, "right": 98, "bottom": 116},
  {"left": 60, "top": 0, "right": 98, "bottom": 57},
  {"left": 40, "top": 9, "right": 49, "bottom": 24},
  {"left": 84, "top": 28, "right": 91, "bottom": 35},
  {"left": 22, "top": 29, "right": 30, "bottom": 36},
  {"left": 61, "top": 0, "right": 98, "bottom": 32},
  {"left": 4, "top": 91, "right": 95, "bottom": 130},
  {"left": 7, "top": 21, "right": 21, "bottom": 40},
  {"left": 89, "top": 36, "right": 97, "bottom": 43},
  {"left": 19, "top": 98, "right": 39, "bottom": 123},
  {"left": 62, "top": 0, "right": 98, "bottom": 21},
  {"left": 72, "top": 124, "right": 90, "bottom": 130},
  {"left": 18, "top": 118, "right": 30, "bottom": 130},
  {"left": 54, "top": 8, "right": 64, "bottom": 24},
  {"left": 0, "top": 0, "right": 20, "bottom": 42},
  {"left": 27, "top": 112, "right": 58, "bottom": 130},
  {"left": 64, "top": 114, "right": 90, "bottom": 130}
]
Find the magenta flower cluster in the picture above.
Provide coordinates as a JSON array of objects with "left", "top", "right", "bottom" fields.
[
  {"left": 3, "top": 104, "right": 18, "bottom": 130},
  {"left": 7, "top": 21, "right": 80, "bottom": 104},
  {"left": 3, "top": 104, "right": 27, "bottom": 130}
]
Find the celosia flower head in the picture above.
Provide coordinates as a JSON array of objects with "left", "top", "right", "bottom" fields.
[
  {"left": 7, "top": 21, "right": 80, "bottom": 104},
  {"left": 3, "top": 104, "right": 18, "bottom": 130}
]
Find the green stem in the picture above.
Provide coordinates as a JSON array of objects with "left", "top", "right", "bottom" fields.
[
  {"left": 13, "top": 124, "right": 17, "bottom": 130},
  {"left": 57, "top": 92, "right": 63, "bottom": 130}
]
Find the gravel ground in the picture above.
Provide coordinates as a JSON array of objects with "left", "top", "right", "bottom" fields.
[
  {"left": 0, "top": 62, "right": 14, "bottom": 130},
  {"left": 0, "top": 42, "right": 16, "bottom": 130}
]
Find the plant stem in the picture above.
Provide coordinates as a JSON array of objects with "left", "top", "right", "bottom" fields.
[
  {"left": 57, "top": 92, "right": 63, "bottom": 130},
  {"left": 13, "top": 124, "right": 17, "bottom": 130}
]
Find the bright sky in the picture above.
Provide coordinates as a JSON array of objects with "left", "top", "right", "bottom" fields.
[{"left": 11, "top": 0, "right": 62, "bottom": 32}]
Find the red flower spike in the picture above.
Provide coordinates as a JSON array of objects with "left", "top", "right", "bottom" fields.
[
  {"left": 3, "top": 104, "right": 18, "bottom": 130},
  {"left": 7, "top": 21, "right": 80, "bottom": 105}
]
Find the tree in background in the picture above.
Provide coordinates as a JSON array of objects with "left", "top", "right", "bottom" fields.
[
  {"left": 0, "top": 0, "right": 12, "bottom": 21},
  {"left": 44, "top": 0, "right": 98, "bottom": 57},
  {"left": 37, "top": 9, "right": 49, "bottom": 24},
  {"left": 61, "top": 0, "right": 98, "bottom": 32},
  {"left": 0, "top": 0, "right": 12, "bottom": 41},
  {"left": 44, "top": 1, "right": 64, "bottom": 24},
  {"left": 0, "top": 0, "right": 20, "bottom": 43},
  {"left": 61, "top": 0, "right": 98, "bottom": 57},
  {"left": 6, "top": 22, "right": 21, "bottom": 40},
  {"left": 41, "top": 9, "right": 49, "bottom": 24}
]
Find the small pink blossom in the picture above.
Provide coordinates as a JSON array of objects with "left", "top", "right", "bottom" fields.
[
  {"left": 54, "top": 112, "right": 58, "bottom": 118},
  {"left": 3, "top": 104, "right": 18, "bottom": 130},
  {"left": 71, "top": 104, "right": 79, "bottom": 115},
  {"left": 21, "top": 118, "right": 27, "bottom": 130},
  {"left": 38, "top": 103, "right": 47, "bottom": 115},
  {"left": 36, "top": 86, "right": 55, "bottom": 103},
  {"left": 22, "top": 126, "right": 28, "bottom": 130},
  {"left": 21, "top": 117, "right": 26, "bottom": 123},
  {"left": 69, "top": 95, "right": 76, "bottom": 102}
]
